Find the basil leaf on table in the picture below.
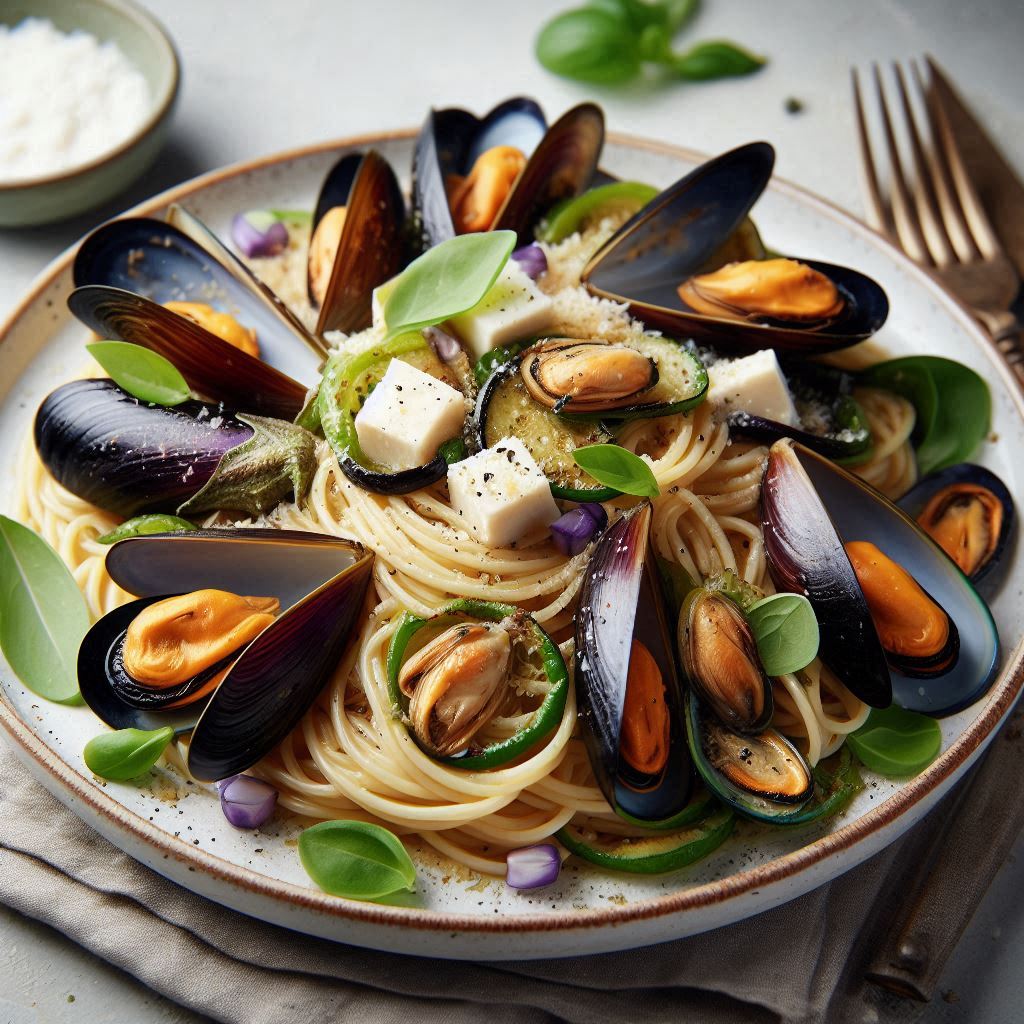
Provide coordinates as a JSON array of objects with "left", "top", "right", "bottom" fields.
[
  {"left": 86, "top": 341, "right": 191, "bottom": 407},
  {"left": 573, "top": 444, "right": 660, "bottom": 498},
  {"left": 847, "top": 706, "right": 942, "bottom": 777},
  {"left": 669, "top": 40, "right": 765, "bottom": 80},
  {"left": 83, "top": 726, "right": 175, "bottom": 781},
  {"left": 536, "top": 7, "right": 643, "bottom": 84},
  {"left": 746, "top": 593, "right": 820, "bottom": 676},
  {"left": 0, "top": 516, "right": 88, "bottom": 704},
  {"left": 299, "top": 820, "right": 417, "bottom": 900},
  {"left": 382, "top": 232, "right": 516, "bottom": 342},
  {"left": 97, "top": 514, "right": 197, "bottom": 545}
]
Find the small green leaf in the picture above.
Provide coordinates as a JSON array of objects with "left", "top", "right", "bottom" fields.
[
  {"left": 847, "top": 706, "right": 942, "bottom": 777},
  {"left": 83, "top": 726, "right": 174, "bottom": 781},
  {"left": 573, "top": 444, "right": 659, "bottom": 498},
  {"left": 746, "top": 593, "right": 820, "bottom": 676},
  {"left": 268, "top": 208, "right": 313, "bottom": 223},
  {"left": 86, "top": 341, "right": 190, "bottom": 407},
  {"left": 0, "top": 516, "right": 89, "bottom": 704},
  {"left": 382, "top": 232, "right": 516, "bottom": 342},
  {"left": 535, "top": 7, "right": 642, "bottom": 84},
  {"left": 97, "top": 514, "right": 197, "bottom": 545},
  {"left": 669, "top": 40, "right": 766, "bottom": 80},
  {"left": 299, "top": 820, "right": 417, "bottom": 900}
]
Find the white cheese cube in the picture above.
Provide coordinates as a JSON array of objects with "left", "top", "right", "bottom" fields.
[
  {"left": 354, "top": 359, "right": 466, "bottom": 469},
  {"left": 447, "top": 436, "right": 560, "bottom": 548},
  {"left": 707, "top": 349, "right": 799, "bottom": 426},
  {"left": 447, "top": 260, "right": 555, "bottom": 362}
]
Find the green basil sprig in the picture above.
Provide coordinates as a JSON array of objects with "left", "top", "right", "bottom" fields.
[
  {"left": 847, "top": 706, "right": 942, "bottom": 777},
  {"left": 87, "top": 341, "right": 191, "bottom": 407},
  {"left": 382, "top": 231, "right": 516, "bottom": 342},
  {"left": 98, "top": 514, "right": 197, "bottom": 545},
  {"left": 0, "top": 516, "right": 89, "bottom": 704},
  {"left": 746, "top": 593, "right": 820, "bottom": 676},
  {"left": 573, "top": 444, "right": 660, "bottom": 498},
  {"left": 299, "top": 820, "right": 417, "bottom": 900},
  {"left": 83, "top": 726, "right": 175, "bottom": 781},
  {"left": 536, "top": 0, "right": 764, "bottom": 87}
]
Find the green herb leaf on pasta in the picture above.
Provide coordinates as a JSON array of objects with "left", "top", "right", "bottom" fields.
[
  {"left": 573, "top": 444, "right": 660, "bottom": 498},
  {"left": 0, "top": 516, "right": 89, "bottom": 704},
  {"left": 83, "top": 726, "right": 175, "bottom": 781},
  {"left": 746, "top": 593, "right": 820, "bottom": 676},
  {"left": 382, "top": 232, "right": 516, "bottom": 342},
  {"left": 86, "top": 341, "right": 191, "bottom": 407},
  {"left": 847, "top": 706, "right": 942, "bottom": 777},
  {"left": 298, "top": 820, "right": 417, "bottom": 900},
  {"left": 97, "top": 514, "right": 197, "bottom": 545}
]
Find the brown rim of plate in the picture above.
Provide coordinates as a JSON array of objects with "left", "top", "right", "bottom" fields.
[
  {"left": 0, "top": 0, "right": 180, "bottom": 192},
  {"left": 1, "top": 129, "right": 1023, "bottom": 935}
]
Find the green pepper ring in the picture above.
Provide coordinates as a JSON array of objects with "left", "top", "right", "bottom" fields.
[{"left": 386, "top": 598, "right": 569, "bottom": 770}]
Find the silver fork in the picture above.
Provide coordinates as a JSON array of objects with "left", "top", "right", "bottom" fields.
[{"left": 852, "top": 57, "right": 1024, "bottom": 380}]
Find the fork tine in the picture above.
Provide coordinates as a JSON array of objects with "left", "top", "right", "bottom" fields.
[
  {"left": 870, "top": 63, "right": 933, "bottom": 265},
  {"left": 851, "top": 68, "right": 892, "bottom": 238},
  {"left": 922, "top": 56, "right": 1005, "bottom": 261},
  {"left": 891, "top": 62, "right": 957, "bottom": 267}
]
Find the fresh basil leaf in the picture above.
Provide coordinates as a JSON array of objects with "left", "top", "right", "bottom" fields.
[
  {"left": 299, "top": 820, "right": 417, "bottom": 900},
  {"left": 535, "top": 7, "right": 643, "bottom": 84},
  {"left": 86, "top": 341, "right": 190, "bottom": 407},
  {"left": 383, "top": 232, "right": 516, "bottom": 342},
  {"left": 573, "top": 444, "right": 660, "bottom": 498},
  {"left": 661, "top": 0, "right": 701, "bottom": 32},
  {"left": 746, "top": 593, "right": 819, "bottom": 676},
  {"left": 669, "top": 40, "right": 766, "bottom": 80},
  {"left": 847, "top": 706, "right": 942, "bottom": 777},
  {"left": 83, "top": 726, "right": 174, "bottom": 781},
  {"left": 438, "top": 437, "right": 468, "bottom": 465},
  {"left": 177, "top": 413, "right": 317, "bottom": 518},
  {"left": 98, "top": 514, "right": 197, "bottom": 545},
  {"left": 0, "top": 516, "right": 88, "bottom": 704},
  {"left": 860, "top": 356, "right": 990, "bottom": 475}
]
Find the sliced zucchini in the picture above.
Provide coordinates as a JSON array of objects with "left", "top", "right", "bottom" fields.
[
  {"left": 610, "top": 335, "right": 708, "bottom": 420},
  {"left": 539, "top": 182, "right": 660, "bottom": 244}
]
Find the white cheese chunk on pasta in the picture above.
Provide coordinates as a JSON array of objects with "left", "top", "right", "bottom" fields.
[
  {"left": 447, "top": 436, "right": 560, "bottom": 548},
  {"left": 354, "top": 358, "right": 465, "bottom": 469},
  {"left": 707, "top": 349, "right": 799, "bottom": 426},
  {"left": 447, "top": 260, "right": 555, "bottom": 362}
]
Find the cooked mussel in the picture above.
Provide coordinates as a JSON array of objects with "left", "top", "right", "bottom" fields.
[
  {"left": 413, "top": 97, "right": 603, "bottom": 248},
  {"left": 34, "top": 379, "right": 316, "bottom": 519},
  {"left": 582, "top": 143, "right": 889, "bottom": 354},
  {"left": 898, "top": 464, "right": 1015, "bottom": 585},
  {"left": 78, "top": 529, "right": 373, "bottom": 780},
  {"left": 761, "top": 439, "right": 999, "bottom": 716},
  {"left": 678, "top": 588, "right": 773, "bottom": 734},
  {"left": 575, "top": 503, "right": 695, "bottom": 822}
]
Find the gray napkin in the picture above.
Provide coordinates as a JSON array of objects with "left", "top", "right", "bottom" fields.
[{"left": 0, "top": 737, "right": 934, "bottom": 1024}]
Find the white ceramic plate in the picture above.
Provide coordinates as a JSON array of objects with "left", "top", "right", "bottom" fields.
[{"left": 1, "top": 131, "right": 1022, "bottom": 960}]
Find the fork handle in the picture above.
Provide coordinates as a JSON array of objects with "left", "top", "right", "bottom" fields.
[{"left": 974, "top": 308, "right": 1024, "bottom": 386}]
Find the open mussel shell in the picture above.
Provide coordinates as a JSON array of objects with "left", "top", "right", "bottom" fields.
[
  {"left": 35, "top": 379, "right": 253, "bottom": 517},
  {"left": 762, "top": 440, "right": 999, "bottom": 716},
  {"left": 308, "top": 150, "right": 407, "bottom": 335},
  {"left": 684, "top": 694, "right": 814, "bottom": 823},
  {"left": 581, "top": 142, "right": 889, "bottom": 354},
  {"left": 79, "top": 529, "right": 373, "bottom": 781},
  {"left": 575, "top": 503, "right": 694, "bottom": 823},
  {"left": 898, "top": 464, "right": 1015, "bottom": 586}
]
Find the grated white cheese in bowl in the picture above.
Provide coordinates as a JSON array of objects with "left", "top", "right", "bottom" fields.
[{"left": 0, "top": 17, "right": 152, "bottom": 184}]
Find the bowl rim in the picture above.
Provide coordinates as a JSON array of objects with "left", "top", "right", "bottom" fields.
[
  {"left": 0, "top": 0, "right": 180, "bottom": 192},
  {"left": 2, "top": 127, "right": 1023, "bottom": 937}
]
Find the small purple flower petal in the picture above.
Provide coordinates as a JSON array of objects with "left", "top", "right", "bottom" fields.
[
  {"left": 511, "top": 243, "right": 547, "bottom": 281},
  {"left": 551, "top": 506, "right": 605, "bottom": 556},
  {"left": 219, "top": 773, "right": 278, "bottom": 829},
  {"left": 231, "top": 211, "right": 289, "bottom": 258},
  {"left": 506, "top": 844, "right": 561, "bottom": 890}
]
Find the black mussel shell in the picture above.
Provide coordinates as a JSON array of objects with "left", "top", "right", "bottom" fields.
[
  {"left": 898, "top": 464, "right": 1015, "bottom": 586},
  {"left": 582, "top": 142, "right": 889, "bottom": 354},
  {"left": 34, "top": 379, "right": 253, "bottom": 518},
  {"left": 308, "top": 150, "right": 407, "bottom": 335},
  {"left": 762, "top": 440, "right": 999, "bottom": 716},
  {"left": 575, "top": 503, "right": 694, "bottom": 822}
]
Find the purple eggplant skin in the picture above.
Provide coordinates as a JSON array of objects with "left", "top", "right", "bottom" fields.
[{"left": 34, "top": 379, "right": 253, "bottom": 518}]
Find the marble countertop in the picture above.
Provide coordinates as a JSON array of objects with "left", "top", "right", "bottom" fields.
[{"left": 1, "top": 1, "right": 1022, "bottom": 1020}]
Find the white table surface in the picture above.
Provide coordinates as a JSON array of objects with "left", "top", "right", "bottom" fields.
[{"left": 1, "top": 1, "right": 1023, "bottom": 1021}]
